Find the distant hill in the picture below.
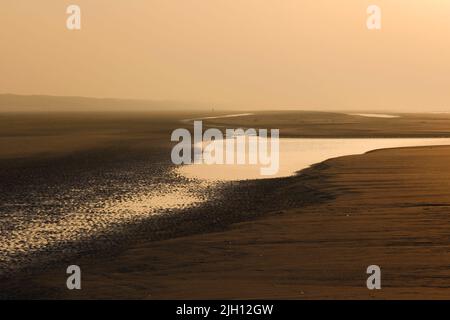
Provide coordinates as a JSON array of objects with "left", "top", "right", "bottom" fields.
[{"left": 0, "top": 94, "right": 208, "bottom": 112}]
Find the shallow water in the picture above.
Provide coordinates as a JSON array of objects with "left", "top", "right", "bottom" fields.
[
  {"left": 181, "top": 113, "right": 254, "bottom": 123},
  {"left": 178, "top": 137, "right": 450, "bottom": 181},
  {"left": 0, "top": 147, "right": 213, "bottom": 275},
  {"left": 0, "top": 182, "right": 208, "bottom": 274},
  {"left": 349, "top": 113, "right": 400, "bottom": 118}
]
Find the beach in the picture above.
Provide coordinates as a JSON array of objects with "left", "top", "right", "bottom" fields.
[
  {"left": 2, "top": 111, "right": 450, "bottom": 299},
  {"left": 3, "top": 0, "right": 450, "bottom": 303}
]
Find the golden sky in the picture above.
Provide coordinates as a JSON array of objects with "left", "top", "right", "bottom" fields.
[{"left": 1, "top": 0, "right": 450, "bottom": 111}]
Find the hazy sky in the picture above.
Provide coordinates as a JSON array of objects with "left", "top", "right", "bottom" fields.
[{"left": 1, "top": 0, "right": 450, "bottom": 111}]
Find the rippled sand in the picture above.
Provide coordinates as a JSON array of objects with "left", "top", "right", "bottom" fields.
[
  {"left": 0, "top": 181, "right": 209, "bottom": 274},
  {"left": 0, "top": 113, "right": 220, "bottom": 277}
]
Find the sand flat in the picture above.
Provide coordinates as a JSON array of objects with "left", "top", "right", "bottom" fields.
[
  {"left": 3, "top": 111, "right": 450, "bottom": 299},
  {"left": 13, "top": 145, "right": 450, "bottom": 299}
]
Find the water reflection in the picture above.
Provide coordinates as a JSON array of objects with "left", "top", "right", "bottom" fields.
[
  {"left": 0, "top": 183, "right": 207, "bottom": 273},
  {"left": 349, "top": 113, "right": 400, "bottom": 118},
  {"left": 179, "top": 137, "right": 450, "bottom": 181}
]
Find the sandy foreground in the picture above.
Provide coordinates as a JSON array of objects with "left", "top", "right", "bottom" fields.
[
  {"left": 2, "top": 111, "right": 450, "bottom": 299},
  {"left": 8, "top": 145, "right": 449, "bottom": 299}
]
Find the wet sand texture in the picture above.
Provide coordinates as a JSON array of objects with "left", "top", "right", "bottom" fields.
[
  {"left": 2, "top": 111, "right": 450, "bottom": 299},
  {"left": 6, "top": 146, "right": 450, "bottom": 299}
]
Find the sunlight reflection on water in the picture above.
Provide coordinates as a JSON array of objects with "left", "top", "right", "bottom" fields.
[{"left": 178, "top": 137, "right": 450, "bottom": 181}]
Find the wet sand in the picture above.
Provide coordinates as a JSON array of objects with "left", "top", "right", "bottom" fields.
[
  {"left": 2, "top": 111, "right": 450, "bottom": 299},
  {"left": 3, "top": 145, "right": 450, "bottom": 299}
]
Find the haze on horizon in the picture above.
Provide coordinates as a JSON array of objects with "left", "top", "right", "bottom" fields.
[{"left": 1, "top": 0, "right": 450, "bottom": 112}]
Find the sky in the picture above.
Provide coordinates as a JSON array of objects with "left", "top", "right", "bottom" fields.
[{"left": 1, "top": 0, "right": 450, "bottom": 111}]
